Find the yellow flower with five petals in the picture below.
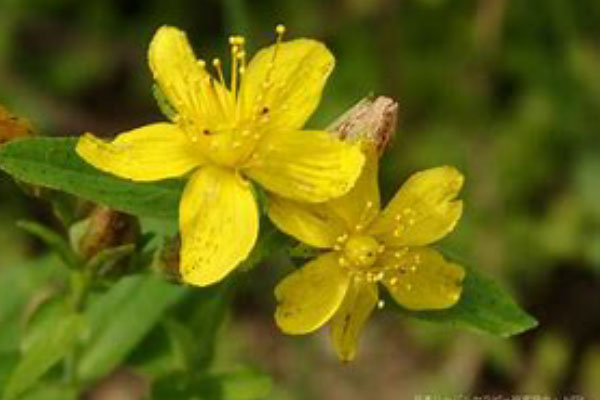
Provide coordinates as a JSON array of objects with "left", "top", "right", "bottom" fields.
[
  {"left": 271, "top": 153, "right": 465, "bottom": 361},
  {"left": 75, "top": 26, "right": 365, "bottom": 286}
]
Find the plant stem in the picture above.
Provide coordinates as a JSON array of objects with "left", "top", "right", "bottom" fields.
[{"left": 64, "top": 267, "right": 94, "bottom": 386}]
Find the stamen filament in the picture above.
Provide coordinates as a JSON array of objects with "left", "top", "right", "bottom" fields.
[
  {"left": 231, "top": 45, "right": 238, "bottom": 99},
  {"left": 212, "top": 58, "right": 226, "bottom": 87}
]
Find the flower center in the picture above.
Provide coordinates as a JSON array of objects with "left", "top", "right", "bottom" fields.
[
  {"left": 341, "top": 234, "right": 381, "bottom": 269},
  {"left": 186, "top": 25, "right": 287, "bottom": 169}
]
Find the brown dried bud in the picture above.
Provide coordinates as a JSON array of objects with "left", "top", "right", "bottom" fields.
[
  {"left": 78, "top": 206, "right": 140, "bottom": 260},
  {"left": 327, "top": 96, "right": 398, "bottom": 153},
  {"left": 0, "top": 105, "right": 33, "bottom": 144}
]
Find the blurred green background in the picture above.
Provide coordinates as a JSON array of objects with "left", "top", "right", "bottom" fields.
[{"left": 1, "top": 0, "right": 599, "bottom": 398}]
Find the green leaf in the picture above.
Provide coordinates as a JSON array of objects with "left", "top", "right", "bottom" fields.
[
  {"left": 250, "top": 182, "right": 269, "bottom": 216},
  {"left": 85, "top": 243, "right": 135, "bottom": 274},
  {"left": 77, "top": 273, "right": 188, "bottom": 381},
  {"left": 239, "top": 219, "right": 290, "bottom": 272},
  {"left": 21, "top": 297, "right": 68, "bottom": 353},
  {"left": 16, "top": 220, "right": 80, "bottom": 268},
  {"left": 0, "top": 137, "right": 183, "bottom": 219},
  {"left": 186, "top": 282, "right": 231, "bottom": 370},
  {"left": 163, "top": 318, "right": 197, "bottom": 372},
  {"left": 129, "top": 281, "right": 231, "bottom": 377},
  {"left": 399, "top": 263, "right": 538, "bottom": 337},
  {"left": 152, "top": 369, "right": 272, "bottom": 400},
  {"left": 0, "top": 352, "right": 19, "bottom": 390},
  {"left": 16, "top": 384, "right": 77, "bottom": 400},
  {"left": 0, "top": 256, "right": 67, "bottom": 353},
  {"left": 3, "top": 313, "right": 84, "bottom": 400},
  {"left": 152, "top": 84, "right": 177, "bottom": 120},
  {"left": 288, "top": 242, "right": 321, "bottom": 259}
]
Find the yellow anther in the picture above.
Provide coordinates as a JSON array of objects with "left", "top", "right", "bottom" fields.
[
  {"left": 212, "top": 58, "right": 225, "bottom": 86},
  {"left": 229, "top": 35, "right": 245, "bottom": 46},
  {"left": 197, "top": 59, "right": 206, "bottom": 68},
  {"left": 276, "top": 24, "right": 286, "bottom": 35},
  {"left": 336, "top": 233, "right": 348, "bottom": 243}
]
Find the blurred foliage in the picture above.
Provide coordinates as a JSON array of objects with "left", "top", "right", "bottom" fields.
[{"left": 0, "top": 0, "right": 599, "bottom": 399}]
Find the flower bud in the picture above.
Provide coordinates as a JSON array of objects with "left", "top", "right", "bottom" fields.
[
  {"left": 0, "top": 105, "right": 33, "bottom": 145},
  {"left": 78, "top": 206, "right": 140, "bottom": 260},
  {"left": 327, "top": 96, "right": 398, "bottom": 153}
]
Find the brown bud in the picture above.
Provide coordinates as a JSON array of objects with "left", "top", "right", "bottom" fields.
[
  {"left": 78, "top": 206, "right": 140, "bottom": 260},
  {"left": 0, "top": 105, "right": 33, "bottom": 144},
  {"left": 327, "top": 96, "right": 398, "bottom": 153}
]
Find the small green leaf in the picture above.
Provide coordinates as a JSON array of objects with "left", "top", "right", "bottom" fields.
[
  {"left": 0, "top": 137, "right": 183, "bottom": 219},
  {"left": 17, "top": 220, "right": 80, "bottom": 268},
  {"left": 288, "top": 242, "right": 321, "bottom": 259},
  {"left": 152, "top": 84, "right": 177, "bottom": 120},
  {"left": 0, "top": 352, "right": 19, "bottom": 390},
  {"left": 250, "top": 182, "right": 269, "bottom": 216},
  {"left": 129, "top": 281, "right": 231, "bottom": 377},
  {"left": 17, "top": 385, "right": 77, "bottom": 400},
  {"left": 187, "top": 282, "right": 231, "bottom": 369},
  {"left": 77, "top": 273, "right": 188, "bottom": 381},
  {"left": 85, "top": 244, "right": 135, "bottom": 274},
  {"left": 0, "top": 256, "right": 68, "bottom": 353},
  {"left": 21, "top": 297, "right": 68, "bottom": 353},
  {"left": 398, "top": 263, "right": 538, "bottom": 337},
  {"left": 239, "top": 219, "right": 290, "bottom": 272},
  {"left": 152, "top": 369, "right": 272, "bottom": 400},
  {"left": 163, "top": 318, "right": 196, "bottom": 372},
  {"left": 3, "top": 313, "right": 84, "bottom": 400}
]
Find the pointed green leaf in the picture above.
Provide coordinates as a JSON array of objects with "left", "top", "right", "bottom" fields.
[
  {"left": 16, "top": 220, "right": 80, "bottom": 268},
  {"left": 152, "top": 369, "right": 272, "bottom": 400},
  {"left": 85, "top": 244, "right": 135, "bottom": 274},
  {"left": 3, "top": 313, "right": 84, "bottom": 400},
  {"left": 0, "top": 137, "right": 183, "bottom": 219},
  {"left": 398, "top": 263, "right": 538, "bottom": 337},
  {"left": 152, "top": 84, "right": 177, "bottom": 120},
  {"left": 78, "top": 273, "right": 188, "bottom": 381}
]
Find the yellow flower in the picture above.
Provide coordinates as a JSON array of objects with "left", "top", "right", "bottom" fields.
[
  {"left": 271, "top": 153, "right": 466, "bottom": 361},
  {"left": 75, "top": 26, "right": 364, "bottom": 287}
]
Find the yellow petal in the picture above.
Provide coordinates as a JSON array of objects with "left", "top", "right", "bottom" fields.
[
  {"left": 368, "top": 166, "right": 464, "bottom": 247},
  {"left": 245, "top": 129, "right": 365, "bottom": 203},
  {"left": 275, "top": 252, "right": 350, "bottom": 334},
  {"left": 268, "top": 195, "right": 346, "bottom": 249},
  {"left": 76, "top": 123, "right": 203, "bottom": 181},
  {"left": 179, "top": 166, "right": 258, "bottom": 286},
  {"left": 148, "top": 26, "right": 232, "bottom": 128},
  {"left": 327, "top": 150, "right": 380, "bottom": 232},
  {"left": 379, "top": 247, "right": 465, "bottom": 310},
  {"left": 330, "top": 280, "right": 378, "bottom": 362},
  {"left": 239, "top": 39, "right": 334, "bottom": 130}
]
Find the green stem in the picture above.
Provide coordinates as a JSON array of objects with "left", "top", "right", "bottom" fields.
[{"left": 64, "top": 267, "right": 94, "bottom": 386}]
